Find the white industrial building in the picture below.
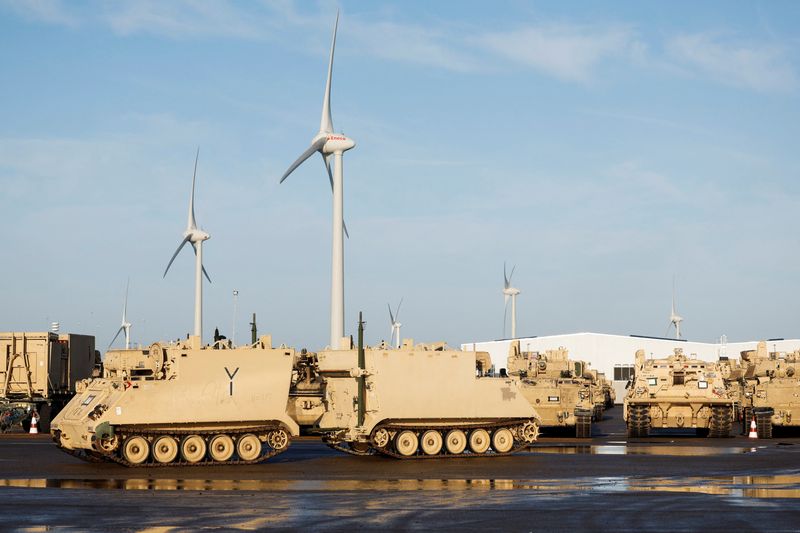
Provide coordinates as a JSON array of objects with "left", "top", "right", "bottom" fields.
[{"left": 462, "top": 333, "right": 800, "bottom": 403}]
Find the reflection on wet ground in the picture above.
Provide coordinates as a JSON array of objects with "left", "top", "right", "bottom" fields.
[
  {"left": 3, "top": 473, "right": 800, "bottom": 499},
  {"left": 529, "top": 444, "right": 762, "bottom": 455}
]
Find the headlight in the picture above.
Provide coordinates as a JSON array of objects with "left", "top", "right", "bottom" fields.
[
  {"left": 698, "top": 380, "right": 708, "bottom": 389},
  {"left": 647, "top": 378, "right": 658, "bottom": 386}
]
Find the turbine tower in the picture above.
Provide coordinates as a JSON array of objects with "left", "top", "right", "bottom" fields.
[
  {"left": 503, "top": 263, "right": 521, "bottom": 339},
  {"left": 108, "top": 279, "right": 132, "bottom": 350},
  {"left": 280, "top": 12, "right": 355, "bottom": 349},
  {"left": 668, "top": 277, "right": 683, "bottom": 340},
  {"left": 388, "top": 298, "right": 403, "bottom": 349},
  {"left": 163, "top": 148, "right": 211, "bottom": 347}
]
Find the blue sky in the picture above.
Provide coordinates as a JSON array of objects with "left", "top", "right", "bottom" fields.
[{"left": 1, "top": 0, "right": 799, "bottom": 351}]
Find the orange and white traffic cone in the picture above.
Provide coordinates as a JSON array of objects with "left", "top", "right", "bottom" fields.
[
  {"left": 29, "top": 413, "right": 38, "bottom": 435},
  {"left": 748, "top": 416, "right": 758, "bottom": 439}
]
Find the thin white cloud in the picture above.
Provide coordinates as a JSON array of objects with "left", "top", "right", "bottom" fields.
[
  {"left": 102, "top": 0, "right": 268, "bottom": 40},
  {"left": 477, "top": 24, "right": 644, "bottom": 82},
  {"left": 666, "top": 32, "right": 798, "bottom": 93},
  {"left": 0, "top": 0, "right": 78, "bottom": 27}
]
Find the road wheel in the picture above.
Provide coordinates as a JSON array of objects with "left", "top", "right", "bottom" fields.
[
  {"left": 468, "top": 429, "right": 490, "bottom": 454},
  {"left": 395, "top": 430, "right": 419, "bottom": 457},
  {"left": 236, "top": 434, "right": 261, "bottom": 461},
  {"left": 420, "top": 430, "right": 443, "bottom": 456},
  {"left": 209, "top": 434, "right": 235, "bottom": 462},
  {"left": 492, "top": 428, "right": 514, "bottom": 453},
  {"left": 180, "top": 435, "right": 207, "bottom": 463},
  {"left": 122, "top": 436, "right": 150, "bottom": 465},
  {"left": 445, "top": 429, "right": 467, "bottom": 454},
  {"left": 152, "top": 436, "right": 178, "bottom": 463}
]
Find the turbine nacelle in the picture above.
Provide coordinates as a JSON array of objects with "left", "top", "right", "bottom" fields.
[
  {"left": 185, "top": 228, "right": 210, "bottom": 243},
  {"left": 322, "top": 133, "right": 356, "bottom": 154}
]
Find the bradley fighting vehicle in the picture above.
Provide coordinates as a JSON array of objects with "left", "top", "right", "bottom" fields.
[
  {"left": 1, "top": 332, "right": 98, "bottom": 432},
  {"left": 51, "top": 335, "right": 300, "bottom": 466},
  {"left": 736, "top": 341, "right": 800, "bottom": 438},
  {"left": 506, "top": 341, "right": 594, "bottom": 438},
  {"left": 51, "top": 316, "right": 541, "bottom": 466},
  {"left": 624, "top": 348, "right": 734, "bottom": 437},
  {"left": 597, "top": 371, "right": 616, "bottom": 408},
  {"left": 290, "top": 317, "right": 542, "bottom": 457}
]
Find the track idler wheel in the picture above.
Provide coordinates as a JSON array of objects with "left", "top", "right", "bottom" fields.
[
  {"left": 372, "top": 428, "right": 390, "bottom": 449},
  {"left": 269, "top": 429, "right": 290, "bottom": 451}
]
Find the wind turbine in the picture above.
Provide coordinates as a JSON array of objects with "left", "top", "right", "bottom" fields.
[
  {"left": 279, "top": 12, "right": 355, "bottom": 349},
  {"left": 163, "top": 148, "right": 211, "bottom": 346},
  {"left": 108, "top": 279, "right": 132, "bottom": 350},
  {"left": 667, "top": 277, "right": 683, "bottom": 340},
  {"left": 388, "top": 298, "right": 403, "bottom": 349},
  {"left": 503, "top": 263, "right": 521, "bottom": 339}
]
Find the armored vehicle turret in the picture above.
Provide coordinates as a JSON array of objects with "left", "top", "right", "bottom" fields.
[
  {"left": 624, "top": 348, "right": 734, "bottom": 437},
  {"left": 308, "top": 318, "right": 541, "bottom": 458},
  {"left": 737, "top": 341, "right": 800, "bottom": 438},
  {"left": 50, "top": 336, "right": 299, "bottom": 466},
  {"left": 507, "top": 341, "right": 594, "bottom": 438}
]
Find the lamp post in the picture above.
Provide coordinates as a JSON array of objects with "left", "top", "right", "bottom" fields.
[{"left": 232, "top": 289, "right": 239, "bottom": 347}]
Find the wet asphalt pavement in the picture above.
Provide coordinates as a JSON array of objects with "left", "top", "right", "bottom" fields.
[{"left": 2, "top": 410, "right": 800, "bottom": 531}]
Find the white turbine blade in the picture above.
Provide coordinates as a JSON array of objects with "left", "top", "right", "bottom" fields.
[
  {"left": 108, "top": 326, "right": 124, "bottom": 350},
  {"left": 388, "top": 303, "right": 394, "bottom": 324},
  {"left": 319, "top": 10, "right": 338, "bottom": 134},
  {"left": 188, "top": 147, "right": 199, "bottom": 230},
  {"left": 504, "top": 293, "right": 510, "bottom": 306},
  {"left": 504, "top": 262, "right": 509, "bottom": 288},
  {"left": 280, "top": 138, "right": 326, "bottom": 184},
  {"left": 163, "top": 236, "right": 191, "bottom": 278},
  {"left": 321, "top": 152, "right": 350, "bottom": 239},
  {"left": 509, "top": 264, "right": 516, "bottom": 285},
  {"left": 122, "top": 278, "right": 129, "bottom": 323},
  {"left": 395, "top": 297, "right": 403, "bottom": 321},
  {"left": 189, "top": 241, "right": 212, "bottom": 283}
]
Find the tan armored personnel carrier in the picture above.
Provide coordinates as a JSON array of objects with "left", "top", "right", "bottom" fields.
[
  {"left": 737, "top": 341, "right": 800, "bottom": 438},
  {"left": 624, "top": 348, "right": 734, "bottom": 437},
  {"left": 50, "top": 336, "right": 300, "bottom": 466},
  {"left": 1, "top": 332, "right": 98, "bottom": 432},
  {"left": 585, "top": 367, "right": 607, "bottom": 421},
  {"left": 303, "top": 318, "right": 541, "bottom": 458},
  {"left": 597, "top": 371, "right": 616, "bottom": 408},
  {"left": 506, "top": 341, "right": 594, "bottom": 438}
]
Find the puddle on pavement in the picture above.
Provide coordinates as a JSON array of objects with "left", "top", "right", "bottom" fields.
[
  {"left": 3, "top": 474, "right": 800, "bottom": 499},
  {"left": 529, "top": 445, "right": 760, "bottom": 456}
]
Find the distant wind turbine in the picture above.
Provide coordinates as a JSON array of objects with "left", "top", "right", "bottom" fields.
[
  {"left": 388, "top": 298, "right": 403, "bottom": 349},
  {"left": 163, "top": 148, "right": 211, "bottom": 345},
  {"left": 503, "top": 263, "right": 521, "bottom": 339},
  {"left": 667, "top": 276, "right": 683, "bottom": 340},
  {"left": 108, "top": 279, "right": 132, "bottom": 350},
  {"left": 279, "top": 11, "right": 355, "bottom": 349}
]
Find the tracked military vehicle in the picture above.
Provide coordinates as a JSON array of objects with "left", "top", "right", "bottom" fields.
[
  {"left": 50, "top": 336, "right": 299, "bottom": 466},
  {"left": 596, "top": 371, "right": 615, "bottom": 408},
  {"left": 506, "top": 341, "right": 594, "bottom": 438},
  {"left": 308, "top": 317, "right": 541, "bottom": 457},
  {"left": 624, "top": 348, "right": 734, "bottom": 437},
  {"left": 737, "top": 341, "right": 800, "bottom": 438}
]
